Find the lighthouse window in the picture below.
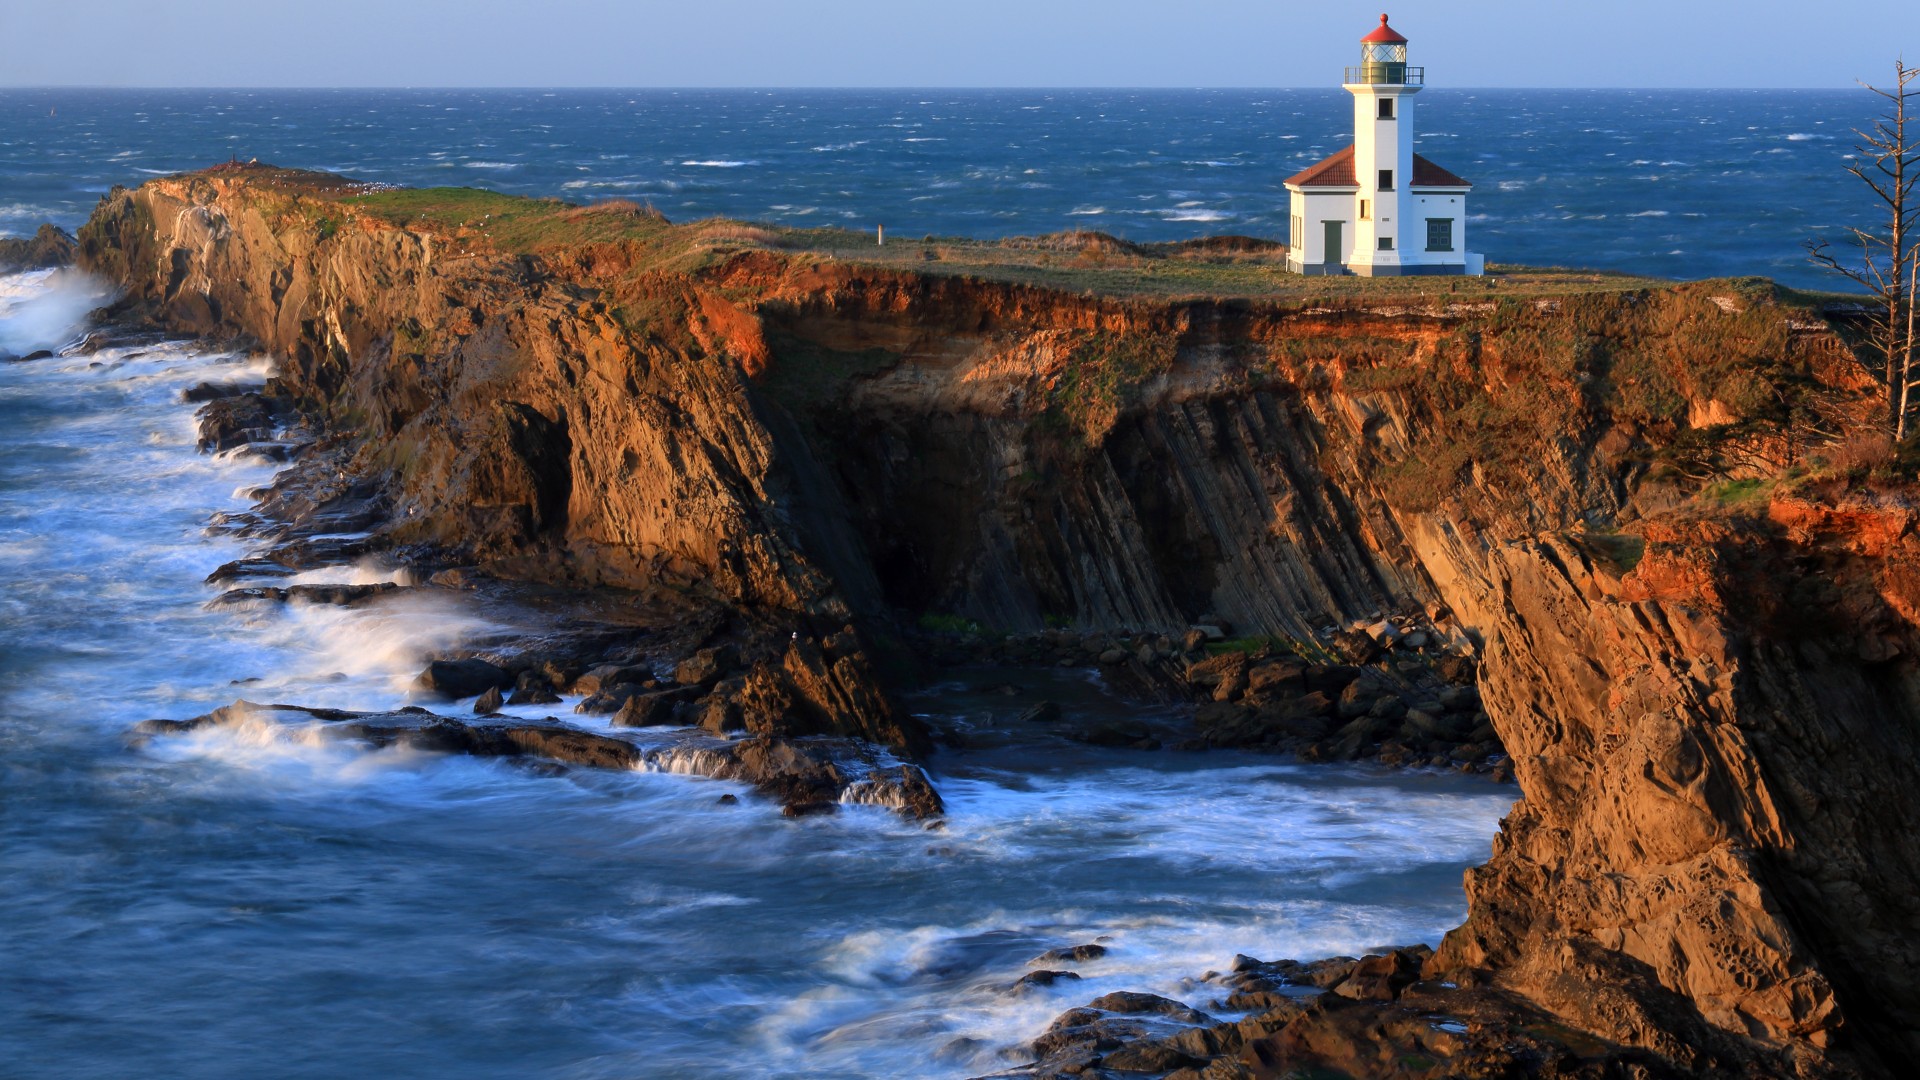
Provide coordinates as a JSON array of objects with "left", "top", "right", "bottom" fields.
[
  {"left": 1359, "top": 199, "right": 1370, "bottom": 221},
  {"left": 1426, "top": 218, "right": 1455, "bottom": 252},
  {"left": 1378, "top": 169, "right": 1394, "bottom": 191},
  {"left": 1379, "top": 236, "right": 1395, "bottom": 251},
  {"left": 1378, "top": 98, "right": 1395, "bottom": 120}
]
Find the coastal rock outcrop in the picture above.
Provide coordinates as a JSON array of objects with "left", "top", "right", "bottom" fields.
[
  {"left": 79, "top": 165, "right": 1915, "bottom": 1074},
  {"left": 0, "top": 223, "right": 77, "bottom": 272}
]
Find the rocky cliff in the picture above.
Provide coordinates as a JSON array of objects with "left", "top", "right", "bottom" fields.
[{"left": 78, "top": 165, "right": 1916, "bottom": 1075}]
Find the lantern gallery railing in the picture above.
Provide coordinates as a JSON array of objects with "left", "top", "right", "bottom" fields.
[{"left": 1344, "top": 65, "right": 1425, "bottom": 86}]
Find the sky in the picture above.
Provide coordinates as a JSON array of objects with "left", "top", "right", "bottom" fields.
[{"left": 1, "top": 0, "right": 1914, "bottom": 89}]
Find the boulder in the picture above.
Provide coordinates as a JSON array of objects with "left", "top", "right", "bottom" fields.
[
  {"left": 1032, "top": 943, "right": 1108, "bottom": 965},
  {"left": 195, "top": 393, "right": 276, "bottom": 453},
  {"left": 1018, "top": 700, "right": 1063, "bottom": 724},
  {"left": 1012, "top": 969, "right": 1083, "bottom": 993},
  {"left": 569, "top": 663, "right": 649, "bottom": 697},
  {"left": 473, "top": 687, "right": 503, "bottom": 715},
  {"left": 610, "top": 688, "right": 696, "bottom": 728},
  {"left": 1071, "top": 718, "right": 1156, "bottom": 749},
  {"left": 1332, "top": 949, "right": 1424, "bottom": 1002},
  {"left": 673, "top": 644, "right": 739, "bottom": 688},
  {"left": 574, "top": 684, "right": 643, "bottom": 715},
  {"left": 416, "top": 658, "right": 512, "bottom": 699},
  {"left": 1085, "top": 991, "right": 1215, "bottom": 1026},
  {"left": 507, "top": 683, "right": 561, "bottom": 706}
]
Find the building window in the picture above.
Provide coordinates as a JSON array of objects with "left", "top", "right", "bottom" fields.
[
  {"left": 1379, "top": 236, "right": 1395, "bottom": 251},
  {"left": 1359, "top": 199, "right": 1370, "bottom": 221},
  {"left": 1378, "top": 169, "right": 1394, "bottom": 191},
  {"left": 1426, "top": 218, "right": 1455, "bottom": 252},
  {"left": 1378, "top": 98, "right": 1395, "bottom": 120},
  {"left": 1290, "top": 215, "right": 1302, "bottom": 248}
]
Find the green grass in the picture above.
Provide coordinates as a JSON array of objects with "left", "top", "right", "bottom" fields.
[
  {"left": 1705, "top": 477, "right": 1771, "bottom": 506},
  {"left": 344, "top": 187, "right": 674, "bottom": 254}
]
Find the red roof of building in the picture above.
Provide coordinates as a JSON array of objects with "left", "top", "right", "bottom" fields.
[
  {"left": 1361, "top": 14, "right": 1408, "bottom": 44},
  {"left": 1285, "top": 145, "right": 1357, "bottom": 187},
  {"left": 1284, "top": 145, "right": 1472, "bottom": 189}
]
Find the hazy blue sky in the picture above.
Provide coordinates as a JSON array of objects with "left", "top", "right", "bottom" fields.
[{"left": 3, "top": 1, "right": 1913, "bottom": 88}]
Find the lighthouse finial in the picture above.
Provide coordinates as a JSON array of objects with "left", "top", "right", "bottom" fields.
[{"left": 1380, "top": 14, "right": 1390, "bottom": 25}]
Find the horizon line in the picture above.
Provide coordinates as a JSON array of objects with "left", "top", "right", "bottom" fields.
[{"left": 0, "top": 84, "right": 1866, "bottom": 93}]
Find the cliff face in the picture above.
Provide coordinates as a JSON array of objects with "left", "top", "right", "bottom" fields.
[{"left": 79, "top": 167, "right": 1913, "bottom": 1073}]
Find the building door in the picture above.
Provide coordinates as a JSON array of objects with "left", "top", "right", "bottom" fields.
[{"left": 1323, "top": 220, "right": 1344, "bottom": 268}]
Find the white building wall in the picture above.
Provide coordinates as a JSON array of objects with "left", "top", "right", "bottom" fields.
[
  {"left": 1409, "top": 191, "right": 1469, "bottom": 268},
  {"left": 1287, "top": 189, "right": 1357, "bottom": 272}
]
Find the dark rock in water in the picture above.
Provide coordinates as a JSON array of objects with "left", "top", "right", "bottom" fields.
[
  {"left": 1032, "top": 943, "right": 1108, "bottom": 965},
  {"left": 1017, "top": 700, "right": 1062, "bottom": 724},
  {"left": 574, "top": 683, "right": 642, "bottom": 715},
  {"left": 181, "top": 381, "right": 263, "bottom": 403},
  {"left": 506, "top": 683, "right": 561, "bottom": 707},
  {"left": 19, "top": 349, "right": 54, "bottom": 362},
  {"left": 208, "top": 582, "right": 402, "bottom": 610},
  {"left": 205, "top": 558, "right": 299, "bottom": 584},
  {"left": 473, "top": 687, "right": 504, "bottom": 715},
  {"left": 0, "top": 224, "right": 77, "bottom": 272},
  {"left": 610, "top": 687, "right": 696, "bottom": 728},
  {"left": 288, "top": 582, "right": 402, "bottom": 606},
  {"left": 781, "top": 801, "right": 836, "bottom": 818},
  {"left": 716, "top": 793, "right": 739, "bottom": 805},
  {"left": 416, "top": 658, "right": 512, "bottom": 699},
  {"left": 195, "top": 392, "right": 277, "bottom": 453},
  {"left": 1012, "top": 969, "right": 1083, "bottom": 993},
  {"left": 1069, "top": 718, "right": 1155, "bottom": 749}
]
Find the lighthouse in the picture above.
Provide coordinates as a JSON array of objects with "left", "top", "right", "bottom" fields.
[{"left": 1285, "top": 14, "right": 1483, "bottom": 277}]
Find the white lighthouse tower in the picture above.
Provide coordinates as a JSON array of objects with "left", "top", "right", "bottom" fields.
[{"left": 1285, "top": 14, "right": 1483, "bottom": 277}]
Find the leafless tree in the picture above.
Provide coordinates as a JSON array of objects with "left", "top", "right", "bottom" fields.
[{"left": 1809, "top": 59, "right": 1919, "bottom": 438}]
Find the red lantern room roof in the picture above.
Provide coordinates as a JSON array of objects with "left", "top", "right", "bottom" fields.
[{"left": 1360, "top": 14, "right": 1407, "bottom": 44}]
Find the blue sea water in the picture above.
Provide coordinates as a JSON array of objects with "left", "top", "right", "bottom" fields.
[{"left": 0, "top": 87, "right": 1885, "bottom": 289}]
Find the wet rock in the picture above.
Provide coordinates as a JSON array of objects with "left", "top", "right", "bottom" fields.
[
  {"left": 416, "top": 657, "right": 512, "bottom": 699},
  {"left": 716, "top": 793, "right": 738, "bottom": 805},
  {"left": 473, "top": 687, "right": 503, "bottom": 715},
  {"left": 1085, "top": 992, "right": 1214, "bottom": 1025},
  {"left": 507, "top": 683, "right": 561, "bottom": 706},
  {"left": 1017, "top": 700, "right": 1063, "bottom": 724},
  {"left": 610, "top": 687, "right": 696, "bottom": 728},
  {"left": 1012, "top": 969, "right": 1083, "bottom": 993},
  {"left": 574, "top": 684, "right": 643, "bottom": 715},
  {"left": 181, "top": 381, "right": 262, "bottom": 403},
  {"left": 1033, "top": 944, "right": 1108, "bottom": 965},
  {"left": 195, "top": 392, "right": 277, "bottom": 453},
  {"left": 1070, "top": 718, "right": 1157, "bottom": 749}
]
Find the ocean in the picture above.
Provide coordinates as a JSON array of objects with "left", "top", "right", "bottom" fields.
[{"left": 0, "top": 87, "right": 1887, "bottom": 289}]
